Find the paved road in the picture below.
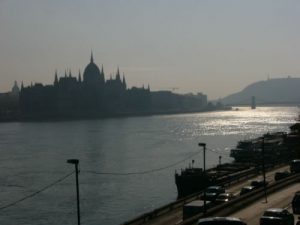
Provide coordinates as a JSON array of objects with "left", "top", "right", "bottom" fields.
[
  {"left": 229, "top": 183, "right": 300, "bottom": 225},
  {"left": 145, "top": 165, "right": 290, "bottom": 225}
]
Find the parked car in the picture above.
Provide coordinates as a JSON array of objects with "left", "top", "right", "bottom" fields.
[
  {"left": 274, "top": 171, "right": 290, "bottom": 181},
  {"left": 215, "top": 193, "right": 235, "bottom": 204},
  {"left": 183, "top": 200, "right": 212, "bottom": 220},
  {"left": 201, "top": 186, "right": 225, "bottom": 201},
  {"left": 240, "top": 186, "right": 255, "bottom": 196},
  {"left": 260, "top": 208, "right": 294, "bottom": 225},
  {"left": 290, "top": 159, "right": 300, "bottom": 173},
  {"left": 198, "top": 217, "right": 247, "bottom": 225},
  {"left": 250, "top": 180, "right": 268, "bottom": 189},
  {"left": 292, "top": 191, "right": 300, "bottom": 214}
]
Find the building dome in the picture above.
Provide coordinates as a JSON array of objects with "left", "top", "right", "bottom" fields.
[
  {"left": 11, "top": 81, "right": 20, "bottom": 95},
  {"left": 83, "top": 53, "right": 104, "bottom": 85}
]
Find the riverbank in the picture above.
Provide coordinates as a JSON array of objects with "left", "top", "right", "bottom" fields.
[{"left": 0, "top": 105, "right": 231, "bottom": 122}]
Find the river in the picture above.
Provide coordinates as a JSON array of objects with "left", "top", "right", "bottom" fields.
[{"left": 0, "top": 106, "right": 298, "bottom": 225}]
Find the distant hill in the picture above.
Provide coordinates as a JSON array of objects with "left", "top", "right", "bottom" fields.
[{"left": 222, "top": 77, "right": 300, "bottom": 105}]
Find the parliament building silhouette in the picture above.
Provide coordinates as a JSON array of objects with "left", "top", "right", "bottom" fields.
[{"left": 19, "top": 53, "right": 208, "bottom": 120}]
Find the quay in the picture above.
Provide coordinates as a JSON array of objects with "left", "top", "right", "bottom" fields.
[{"left": 123, "top": 164, "right": 292, "bottom": 225}]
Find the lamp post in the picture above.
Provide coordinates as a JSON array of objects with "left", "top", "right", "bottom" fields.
[
  {"left": 198, "top": 143, "right": 206, "bottom": 213},
  {"left": 261, "top": 137, "right": 268, "bottom": 203},
  {"left": 67, "top": 159, "right": 81, "bottom": 225}
]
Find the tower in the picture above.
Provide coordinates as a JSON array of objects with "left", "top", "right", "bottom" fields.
[
  {"left": 78, "top": 69, "right": 82, "bottom": 83},
  {"left": 54, "top": 70, "right": 58, "bottom": 86},
  {"left": 122, "top": 73, "right": 127, "bottom": 90},
  {"left": 101, "top": 64, "right": 104, "bottom": 77},
  {"left": 116, "top": 67, "right": 121, "bottom": 81},
  {"left": 100, "top": 64, "right": 105, "bottom": 85}
]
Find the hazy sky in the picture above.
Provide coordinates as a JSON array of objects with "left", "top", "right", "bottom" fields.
[{"left": 1, "top": 0, "right": 300, "bottom": 99}]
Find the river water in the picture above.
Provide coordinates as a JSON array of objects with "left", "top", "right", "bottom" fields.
[{"left": 0, "top": 106, "right": 298, "bottom": 225}]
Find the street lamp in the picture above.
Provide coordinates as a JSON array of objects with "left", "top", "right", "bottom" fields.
[
  {"left": 67, "top": 159, "right": 81, "bottom": 225},
  {"left": 198, "top": 143, "right": 206, "bottom": 173},
  {"left": 261, "top": 137, "right": 268, "bottom": 203},
  {"left": 198, "top": 143, "right": 206, "bottom": 213}
]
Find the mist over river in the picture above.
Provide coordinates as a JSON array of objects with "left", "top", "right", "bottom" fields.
[{"left": 0, "top": 107, "right": 298, "bottom": 225}]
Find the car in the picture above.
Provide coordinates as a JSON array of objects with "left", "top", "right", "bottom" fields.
[
  {"left": 260, "top": 208, "right": 294, "bottom": 225},
  {"left": 290, "top": 159, "right": 300, "bottom": 173},
  {"left": 215, "top": 192, "right": 235, "bottom": 204},
  {"left": 274, "top": 171, "right": 290, "bottom": 181},
  {"left": 239, "top": 186, "right": 256, "bottom": 196},
  {"left": 198, "top": 217, "right": 247, "bottom": 225},
  {"left": 183, "top": 200, "right": 212, "bottom": 219},
  {"left": 250, "top": 180, "right": 268, "bottom": 189},
  {"left": 261, "top": 217, "right": 290, "bottom": 225},
  {"left": 292, "top": 191, "right": 300, "bottom": 214},
  {"left": 201, "top": 186, "right": 225, "bottom": 201}
]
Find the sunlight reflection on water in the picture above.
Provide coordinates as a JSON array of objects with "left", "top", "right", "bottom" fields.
[{"left": 0, "top": 106, "right": 298, "bottom": 225}]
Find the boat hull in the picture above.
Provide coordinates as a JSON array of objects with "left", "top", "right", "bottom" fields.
[{"left": 175, "top": 170, "right": 212, "bottom": 198}]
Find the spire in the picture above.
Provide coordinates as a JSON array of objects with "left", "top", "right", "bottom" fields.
[
  {"left": 101, "top": 64, "right": 104, "bottom": 75},
  {"left": 69, "top": 69, "right": 72, "bottom": 78},
  {"left": 78, "top": 69, "right": 82, "bottom": 82},
  {"left": 116, "top": 67, "right": 121, "bottom": 81},
  {"left": 90, "top": 50, "right": 94, "bottom": 63},
  {"left": 54, "top": 69, "right": 58, "bottom": 86},
  {"left": 21, "top": 81, "right": 24, "bottom": 90},
  {"left": 122, "top": 73, "right": 127, "bottom": 90},
  {"left": 147, "top": 84, "right": 150, "bottom": 91},
  {"left": 65, "top": 69, "right": 67, "bottom": 77}
]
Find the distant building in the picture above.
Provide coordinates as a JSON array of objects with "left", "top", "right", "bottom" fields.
[
  {"left": 0, "top": 81, "right": 20, "bottom": 120},
  {"left": 14, "top": 52, "right": 210, "bottom": 120},
  {"left": 151, "top": 91, "right": 207, "bottom": 112},
  {"left": 20, "top": 53, "right": 150, "bottom": 119},
  {"left": 196, "top": 92, "right": 208, "bottom": 107}
]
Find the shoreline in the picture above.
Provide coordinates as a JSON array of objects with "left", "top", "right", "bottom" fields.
[{"left": 0, "top": 106, "right": 231, "bottom": 123}]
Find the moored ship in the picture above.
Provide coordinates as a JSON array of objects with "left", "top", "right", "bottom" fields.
[
  {"left": 230, "top": 132, "right": 289, "bottom": 163},
  {"left": 175, "top": 167, "right": 213, "bottom": 198},
  {"left": 175, "top": 163, "right": 252, "bottom": 198}
]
